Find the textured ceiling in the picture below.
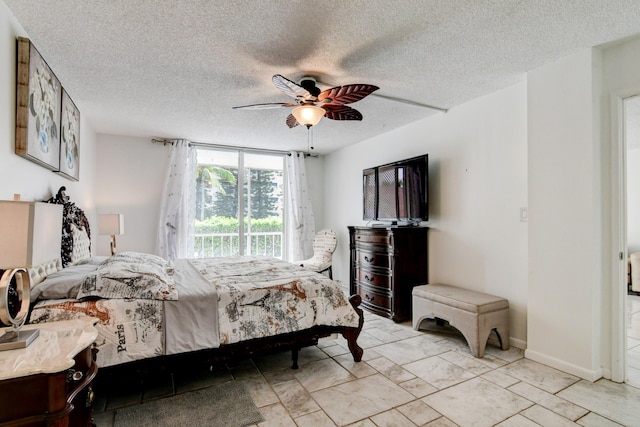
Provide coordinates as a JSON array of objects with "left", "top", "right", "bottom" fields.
[{"left": 5, "top": 0, "right": 640, "bottom": 154}]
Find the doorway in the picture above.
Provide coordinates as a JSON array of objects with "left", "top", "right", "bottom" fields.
[{"left": 624, "top": 95, "right": 640, "bottom": 387}]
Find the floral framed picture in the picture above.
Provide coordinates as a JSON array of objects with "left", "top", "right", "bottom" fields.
[
  {"left": 58, "top": 89, "right": 80, "bottom": 181},
  {"left": 15, "top": 37, "right": 62, "bottom": 171}
]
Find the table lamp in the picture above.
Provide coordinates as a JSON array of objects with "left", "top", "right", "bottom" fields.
[
  {"left": 0, "top": 201, "right": 62, "bottom": 351},
  {"left": 98, "top": 213, "right": 124, "bottom": 255}
]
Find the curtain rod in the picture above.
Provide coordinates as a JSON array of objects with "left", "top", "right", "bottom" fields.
[{"left": 151, "top": 138, "right": 318, "bottom": 158}]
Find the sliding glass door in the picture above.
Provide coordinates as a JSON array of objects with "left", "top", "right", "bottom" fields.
[{"left": 194, "top": 148, "right": 284, "bottom": 258}]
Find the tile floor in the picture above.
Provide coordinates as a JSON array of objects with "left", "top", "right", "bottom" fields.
[
  {"left": 628, "top": 294, "right": 640, "bottom": 388},
  {"left": 93, "top": 298, "right": 640, "bottom": 427}
]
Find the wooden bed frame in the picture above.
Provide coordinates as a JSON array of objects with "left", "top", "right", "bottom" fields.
[{"left": 44, "top": 187, "right": 365, "bottom": 373}]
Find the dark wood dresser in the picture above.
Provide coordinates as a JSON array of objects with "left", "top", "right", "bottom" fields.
[
  {"left": 348, "top": 226, "right": 428, "bottom": 322},
  {"left": 0, "top": 319, "right": 99, "bottom": 427}
]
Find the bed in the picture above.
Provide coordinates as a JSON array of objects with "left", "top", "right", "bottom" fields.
[{"left": 26, "top": 187, "right": 364, "bottom": 369}]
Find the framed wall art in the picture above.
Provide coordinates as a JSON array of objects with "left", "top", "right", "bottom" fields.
[
  {"left": 58, "top": 89, "right": 80, "bottom": 181},
  {"left": 15, "top": 37, "right": 62, "bottom": 171}
]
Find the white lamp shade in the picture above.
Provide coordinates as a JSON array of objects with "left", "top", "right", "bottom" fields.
[
  {"left": 0, "top": 202, "right": 63, "bottom": 268},
  {"left": 292, "top": 105, "right": 325, "bottom": 127},
  {"left": 98, "top": 214, "right": 124, "bottom": 236}
]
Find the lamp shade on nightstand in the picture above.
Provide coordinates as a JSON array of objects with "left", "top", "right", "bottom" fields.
[
  {"left": 0, "top": 201, "right": 62, "bottom": 350},
  {"left": 0, "top": 201, "right": 63, "bottom": 269},
  {"left": 98, "top": 213, "right": 124, "bottom": 236},
  {"left": 98, "top": 214, "right": 124, "bottom": 255}
]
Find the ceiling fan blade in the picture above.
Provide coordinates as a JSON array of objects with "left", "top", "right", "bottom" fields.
[
  {"left": 318, "top": 84, "right": 379, "bottom": 105},
  {"left": 314, "top": 77, "right": 447, "bottom": 113},
  {"left": 323, "top": 105, "right": 363, "bottom": 121},
  {"left": 286, "top": 114, "right": 300, "bottom": 128},
  {"left": 370, "top": 93, "right": 449, "bottom": 113},
  {"left": 272, "top": 74, "right": 312, "bottom": 101},
  {"left": 232, "top": 102, "right": 295, "bottom": 110}
]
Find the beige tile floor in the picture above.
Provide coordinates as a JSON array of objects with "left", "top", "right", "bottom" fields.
[
  {"left": 628, "top": 294, "right": 640, "bottom": 390},
  {"left": 93, "top": 299, "right": 640, "bottom": 427}
]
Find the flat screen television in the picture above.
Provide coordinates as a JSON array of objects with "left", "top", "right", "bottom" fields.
[{"left": 363, "top": 154, "right": 428, "bottom": 224}]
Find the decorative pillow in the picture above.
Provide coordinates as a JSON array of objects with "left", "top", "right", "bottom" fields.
[
  {"left": 77, "top": 252, "right": 178, "bottom": 300},
  {"left": 101, "top": 252, "right": 168, "bottom": 269},
  {"left": 74, "top": 256, "right": 108, "bottom": 266},
  {"left": 70, "top": 224, "right": 91, "bottom": 265}
]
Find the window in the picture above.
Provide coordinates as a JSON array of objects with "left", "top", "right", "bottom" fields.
[{"left": 194, "top": 148, "right": 284, "bottom": 258}]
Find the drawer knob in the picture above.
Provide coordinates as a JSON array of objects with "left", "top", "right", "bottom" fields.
[
  {"left": 67, "top": 369, "right": 83, "bottom": 382},
  {"left": 364, "top": 255, "right": 374, "bottom": 263},
  {"left": 364, "top": 294, "right": 375, "bottom": 302},
  {"left": 364, "top": 275, "right": 374, "bottom": 283}
]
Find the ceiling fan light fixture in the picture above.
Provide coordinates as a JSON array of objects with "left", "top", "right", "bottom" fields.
[{"left": 292, "top": 105, "right": 325, "bottom": 128}]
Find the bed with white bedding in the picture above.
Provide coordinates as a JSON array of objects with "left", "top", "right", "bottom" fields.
[{"left": 25, "top": 188, "right": 364, "bottom": 369}]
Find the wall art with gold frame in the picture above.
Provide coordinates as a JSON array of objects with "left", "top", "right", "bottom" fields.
[
  {"left": 58, "top": 89, "right": 80, "bottom": 181},
  {"left": 15, "top": 37, "right": 62, "bottom": 172}
]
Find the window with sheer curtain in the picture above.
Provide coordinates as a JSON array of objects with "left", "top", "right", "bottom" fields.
[{"left": 194, "top": 148, "right": 286, "bottom": 259}]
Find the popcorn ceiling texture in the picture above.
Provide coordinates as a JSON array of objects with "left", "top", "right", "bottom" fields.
[{"left": 5, "top": 0, "right": 640, "bottom": 153}]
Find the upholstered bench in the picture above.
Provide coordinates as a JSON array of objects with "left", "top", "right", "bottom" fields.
[{"left": 412, "top": 283, "right": 509, "bottom": 358}]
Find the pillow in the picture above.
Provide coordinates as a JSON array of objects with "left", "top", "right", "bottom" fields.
[
  {"left": 30, "top": 263, "right": 100, "bottom": 302},
  {"left": 75, "top": 256, "right": 108, "bottom": 266},
  {"left": 77, "top": 252, "right": 178, "bottom": 300},
  {"left": 102, "top": 251, "right": 168, "bottom": 269},
  {"left": 70, "top": 224, "right": 91, "bottom": 265}
]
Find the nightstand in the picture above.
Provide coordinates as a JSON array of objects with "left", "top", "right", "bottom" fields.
[{"left": 0, "top": 317, "right": 99, "bottom": 427}]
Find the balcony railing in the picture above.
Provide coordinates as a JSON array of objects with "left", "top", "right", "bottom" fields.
[{"left": 194, "top": 231, "right": 283, "bottom": 258}]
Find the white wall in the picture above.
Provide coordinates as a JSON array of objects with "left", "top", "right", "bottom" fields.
[
  {"left": 527, "top": 49, "right": 603, "bottom": 380},
  {"left": 323, "top": 82, "right": 529, "bottom": 346},
  {"left": 0, "top": 1, "right": 98, "bottom": 247},
  {"left": 94, "top": 135, "right": 170, "bottom": 255}
]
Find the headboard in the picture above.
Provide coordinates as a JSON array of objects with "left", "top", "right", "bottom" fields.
[{"left": 46, "top": 186, "right": 91, "bottom": 268}]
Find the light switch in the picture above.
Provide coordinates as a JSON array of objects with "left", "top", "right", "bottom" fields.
[{"left": 520, "top": 207, "right": 528, "bottom": 222}]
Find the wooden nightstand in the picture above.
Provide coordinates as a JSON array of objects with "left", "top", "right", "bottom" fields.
[{"left": 0, "top": 318, "right": 99, "bottom": 427}]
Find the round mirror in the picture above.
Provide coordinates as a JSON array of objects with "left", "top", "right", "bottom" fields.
[{"left": 0, "top": 269, "right": 30, "bottom": 329}]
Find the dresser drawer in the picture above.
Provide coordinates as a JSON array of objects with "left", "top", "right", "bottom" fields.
[
  {"left": 353, "top": 230, "right": 390, "bottom": 245},
  {"left": 356, "top": 284, "right": 391, "bottom": 312},
  {"left": 356, "top": 250, "right": 391, "bottom": 270},
  {"left": 356, "top": 268, "right": 391, "bottom": 289}
]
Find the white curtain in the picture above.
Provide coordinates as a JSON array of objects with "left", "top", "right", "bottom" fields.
[
  {"left": 156, "top": 139, "right": 197, "bottom": 259},
  {"left": 285, "top": 151, "right": 316, "bottom": 262}
]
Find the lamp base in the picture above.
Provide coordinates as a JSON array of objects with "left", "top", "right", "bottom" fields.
[
  {"left": 110, "top": 235, "right": 117, "bottom": 256},
  {"left": 0, "top": 328, "right": 39, "bottom": 351}
]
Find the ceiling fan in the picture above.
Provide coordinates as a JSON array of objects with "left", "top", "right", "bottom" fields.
[{"left": 232, "top": 74, "right": 379, "bottom": 128}]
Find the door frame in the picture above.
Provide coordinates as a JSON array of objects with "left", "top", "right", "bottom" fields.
[{"left": 611, "top": 90, "right": 640, "bottom": 383}]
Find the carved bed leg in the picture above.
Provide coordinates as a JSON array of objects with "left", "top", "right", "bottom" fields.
[
  {"left": 291, "top": 348, "right": 299, "bottom": 369},
  {"left": 342, "top": 295, "right": 364, "bottom": 362}
]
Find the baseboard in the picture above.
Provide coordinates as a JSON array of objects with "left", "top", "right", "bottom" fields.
[
  {"left": 524, "top": 349, "right": 603, "bottom": 381},
  {"left": 509, "top": 337, "right": 526, "bottom": 350}
]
